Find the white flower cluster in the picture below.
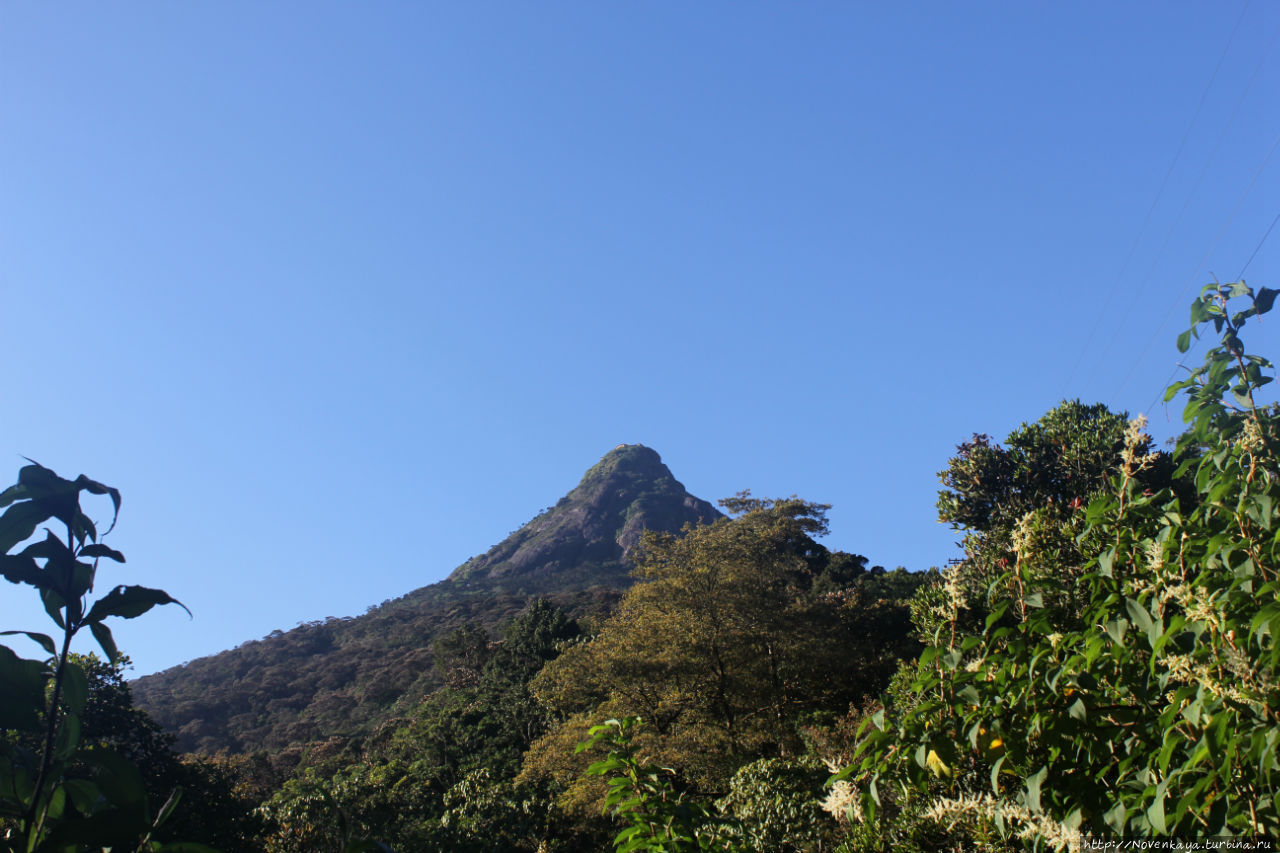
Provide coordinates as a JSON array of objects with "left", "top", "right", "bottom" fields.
[
  {"left": 920, "top": 791, "right": 1083, "bottom": 852},
  {"left": 819, "top": 758, "right": 862, "bottom": 823}
]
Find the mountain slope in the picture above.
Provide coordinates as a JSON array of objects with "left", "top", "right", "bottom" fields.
[{"left": 132, "top": 445, "right": 721, "bottom": 754}]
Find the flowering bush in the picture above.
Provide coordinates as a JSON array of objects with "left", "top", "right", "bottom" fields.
[{"left": 838, "top": 281, "right": 1280, "bottom": 847}]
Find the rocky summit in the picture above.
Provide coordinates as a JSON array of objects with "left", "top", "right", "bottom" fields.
[{"left": 446, "top": 444, "right": 721, "bottom": 593}]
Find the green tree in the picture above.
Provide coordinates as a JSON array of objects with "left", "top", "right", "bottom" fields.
[
  {"left": 919, "top": 400, "right": 1162, "bottom": 643},
  {"left": 528, "top": 495, "right": 920, "bottom": 814}
]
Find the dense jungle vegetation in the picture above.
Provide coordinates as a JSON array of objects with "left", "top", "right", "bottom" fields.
[{"left": 2, "top": 281, "right": 1276, "bottom": 851}]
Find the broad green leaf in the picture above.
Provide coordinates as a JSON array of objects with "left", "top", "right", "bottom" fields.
[
  {"left": 1125, "top": 598, "right": 1154, "bottom": 636},
  {"left": 73, "top": 474, "right": 122, "bottom": 536},
  {"left": 1146, "top": 781, "right": 1168, "bottom": 834},
  {"left": 44, "top": 783, "right": 67, "bottom": 822},
  {"left": 1256, "top": 286, "right": 1278, "bottom": 315},
  {"left": 0, "top": 483, "right": 29, "bottom": 509},
  {"left": 153, "top": 786, "right": 183, "bottom": 829},
  {"left": 82, "top": 747, "right": 147, "bottom": 810},
  {"left": 90, "top": 621, "right": 119, "bottom": 663},
  {"left": 54, "top": 712, "right": 82, "bottom": 760},
  {"left": 0, "top": 553, "right": 42, "bottom": 586},
  {"left": 79, "top": 543, "right": 125, "bottom": 563},
  {"left": 86, "top": 584, "right": 191, "bottom": 622},
  {"left": 61, "top": 660, "right": 88, "bottom": 715},
  {"left": 34, "top": 806, "right": 151, "bottom": 847},
  {"left": 0, "top": 630, "right": 55, "bottom": 657},
  {"left": 41, "top": 587, "right": 67, "bottom": 629},
  {"left": 63, "top": 778, "right": 102, "bottom": 814},
  {"left": 0, "top": 501, "right": 50, "bottom": 554},
  {"left": 1026, "top": 766, "right": 1048, "bottom": 813},
  {"left": 0, "top": 646, "right": 48, "bottom": 730}
]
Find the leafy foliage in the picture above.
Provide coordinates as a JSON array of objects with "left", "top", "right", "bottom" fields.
[{"left": 841, "top": 281, "right": 1280, "bottom": 846}]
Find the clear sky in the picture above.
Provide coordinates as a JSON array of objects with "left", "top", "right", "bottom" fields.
[{"left": 2, "top": 2, "right": 1277, "bottom": 676}]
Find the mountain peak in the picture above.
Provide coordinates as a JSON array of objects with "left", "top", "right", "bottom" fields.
[
  {"left": 447, "top": 445, "right": 720, "bottom": 592},
  {"left": 132, "top": 446, "right": 721, "bottom": 754}
]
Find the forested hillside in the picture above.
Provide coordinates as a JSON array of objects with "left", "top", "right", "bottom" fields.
[{"left": 131, "top": 444, "right": 721, "bottom": 755}]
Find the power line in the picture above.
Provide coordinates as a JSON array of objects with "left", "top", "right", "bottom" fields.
[
  {"left": 1235, "top": 209, "right": 1280, "bottom": 280},
  {"left": 1095, "top": 19, "right": 1279, "bottom": 402},
  {"left": 1064, "top": 0, "right": 1254, "bottom": 391}
]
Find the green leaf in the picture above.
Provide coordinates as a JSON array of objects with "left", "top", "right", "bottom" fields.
[
  {"left": 44, "top": 783, "right": 67, "bottom": 822},
  {"left": 86, "top": 585, "right": 191, "bottom": 622},
  {"left": 1190, "top": 296, "right": 1208, "bottom": 324},
  {"left": 54, "top": 712, "right": 82, "bottom": 760},
  {"left": 0, "top": 501, "right": 50, "bottom": 554},
  {"left": 90, "top": 622, "right": 119, "bottom": 663},
  {"left": 1146, "top": 781, "right": 1168, "bottom": 834},
  {"left": 153, "top": 786, "right": 183, "bottom": 829},
  {"left": 1255, "top": 286, "right": 1278, "bottom": 315},
  {"left": 0, "top": 646, "right": 48, "bottom": 730},
  {"left": 1177, "top": 328, "right": 1192, "bottom": 353},
  {"left": 0, "top": 553, "right": 42, "bottom": 586},
  {"left": 1068, "top": 697, "right": 1087, "bottom": 721},
  {"left": 72, "top": 475, "right": 121, "bottom": 536},
  {"left": 1103, "top": 800, "right": 1127, "bottom": 833},
  {"left": 82, "top": 747, "right": 147, "bottom": 811},
  {"left": 36, "top": 806, "right": 151, "bottom": 847},
  {"left": 78, "top": 543, "right": 125, "bottom": 563},
  {"left": 0, "top": 482, "right": 29, "bottom": 509},
  {"left": 63, "top": 778, "right": 103, "bottom": 815},
  {"left": 41, "top": 587, "right": 67, "bottom": 629},
  {"left": 1025, "top": 766, "right": 1048, "bottom": 813},
  {"left": 1125, "top": 598, "right": 1154, "bottom": 636},
  {"left": 61, "top": 660, "right": 88, "bottom": 715},
  {"left": 0, "top": 630, "right": 56, "bottom": 656}
]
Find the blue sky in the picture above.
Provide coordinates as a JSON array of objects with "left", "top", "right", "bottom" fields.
[{"left": 2, "top": 2, "right": 1277, "bottom": 676}]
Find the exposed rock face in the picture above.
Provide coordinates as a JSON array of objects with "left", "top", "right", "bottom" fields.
[{"left": 446, "top": 444, "right": 722, "bottom": 592}]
